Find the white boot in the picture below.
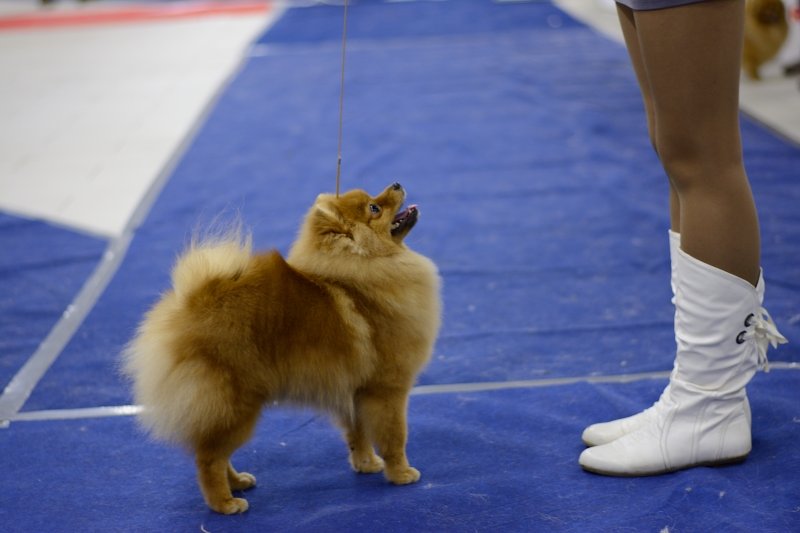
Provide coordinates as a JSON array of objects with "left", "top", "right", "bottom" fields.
[
  {"left": 582, "top": 231, "right": 754, "bottom": 446},
  {"left": 581, "top": 230, "right": 682, "bottom": 447},
  {"left": 579, "top": 249, "right": 787, "bottom": 476}
]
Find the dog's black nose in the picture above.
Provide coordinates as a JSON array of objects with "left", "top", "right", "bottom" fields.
[{"left": 391, "top": 182, "right": 402, "bottom": 191}]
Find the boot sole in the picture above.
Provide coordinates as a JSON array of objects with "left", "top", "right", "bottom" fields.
[{"left": 580, "top": 453, "right": 750, "bottom": 478}]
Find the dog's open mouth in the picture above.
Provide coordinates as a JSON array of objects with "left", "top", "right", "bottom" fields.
[{"left": 391, "top": 204, "right": 419, "bottom": 237}]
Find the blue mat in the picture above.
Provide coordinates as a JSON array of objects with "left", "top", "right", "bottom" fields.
[
  {"left": 2, "top": 1, "right": 798, "bottom": 531},
  {"left": 0, "top": 214, "right": 106, "bottom": 390},
  {"left": 1, "top": 374, "right": 798, "bottom": 532}
]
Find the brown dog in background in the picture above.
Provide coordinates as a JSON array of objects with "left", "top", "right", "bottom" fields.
[
  {"left": 743, "top": 0, "right": 789, "bottom": 80},
  {"left": 123, "top": 183, "right": 441, "bottom": 514}
]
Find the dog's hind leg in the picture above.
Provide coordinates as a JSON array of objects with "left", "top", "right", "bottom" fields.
[
  {"left": 196, "top": 453, "right": 248, "bottom": 514},
  {"left": 340, "top": 405, "right": 384, "bottom": 474},
  {"left": 194, "top": 412, "right": 259, "bottom": 514},
  {"left": 227, "top": 462, "right": 257, "bottom": 491}
]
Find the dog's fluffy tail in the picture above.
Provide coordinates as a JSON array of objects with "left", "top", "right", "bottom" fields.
[
  {"left": 122, "top": 229, "right": 253, "bottom": 446},
  {"left": 172, "top": 229, "right": 253, "bottom": 301}
]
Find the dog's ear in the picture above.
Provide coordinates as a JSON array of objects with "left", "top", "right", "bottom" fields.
[
  {"left": 314, "top": 194, "right": 340, "bottom": 221},
  {"left": 313, "top": 194, "right": 352, "bottom": 237}
]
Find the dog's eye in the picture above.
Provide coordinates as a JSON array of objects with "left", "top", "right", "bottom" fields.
[{"left": 369, "top": 204, "right": 381, "bottom": 215}]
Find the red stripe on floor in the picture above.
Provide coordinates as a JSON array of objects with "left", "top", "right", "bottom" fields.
[{"left": 0, "top": 1, "right": 271, "bottom": 31}]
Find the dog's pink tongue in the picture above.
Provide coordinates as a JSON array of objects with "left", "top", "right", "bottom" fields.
[{"left": 394, "top": 205, "right": 419, "bottom": 221}]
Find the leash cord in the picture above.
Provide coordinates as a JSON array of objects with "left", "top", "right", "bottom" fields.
[{"left": 335, "top": 0, "right": 350, "bottom": 197}]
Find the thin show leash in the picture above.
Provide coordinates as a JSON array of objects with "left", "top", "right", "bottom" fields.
[{"left": 335, "top": 0, "right": 350, "bottom": 198}]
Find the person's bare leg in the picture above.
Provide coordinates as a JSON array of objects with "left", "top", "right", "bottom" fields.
[
  {"left": 579, "top": 0, "right": 787, "bottom": 476},
  {"left": 617, "top": 4, "right": 680, "bottom": 232},
  {"left": 635, "top": 0, "right": 759, "bottom": 285}
]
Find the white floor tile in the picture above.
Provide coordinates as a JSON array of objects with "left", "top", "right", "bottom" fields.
[{"left": 0, "top": 6, "right": 281, "bottom": 238}]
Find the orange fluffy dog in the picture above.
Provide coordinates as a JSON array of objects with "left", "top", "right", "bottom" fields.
[
  {"left": 743, "top": 0, "right": 788, "bottom": 80},
  {"left": 123, "top": 183, "right": 441, "bottom": 514}
]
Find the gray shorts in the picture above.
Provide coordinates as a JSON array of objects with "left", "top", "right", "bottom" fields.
[{"left": 616, "top": 0, "right": 709, "bottom": 10}]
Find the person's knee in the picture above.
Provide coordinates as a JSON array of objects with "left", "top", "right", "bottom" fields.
[
  {"left": 657, "top": 129, "right": 743, "bottom": 193},
  {"left": 656, "top": 130, "right": 702, "bottom": 189},
  {"left": 654, "top": 107, "right": 745, "bottom": 188}
]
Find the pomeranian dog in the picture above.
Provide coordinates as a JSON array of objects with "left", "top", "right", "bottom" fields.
[
  {"left": 743, "top": 0, "right": 788, "bottom": 80},
  {"left": 123, "top": 183, "right": 441, "bottom": 514}
]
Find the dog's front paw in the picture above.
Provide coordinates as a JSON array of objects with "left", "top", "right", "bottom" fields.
[
  {"left": 230, "top": 471, "right": 257, "bottom": 491},
  {"left": 210, "top": 497, "right": 249, "bottom": 515},
  {"left": 385, "top": 466, "right": 421, "bottom": 485},
  {"left": 350, "top": 452, "right": 385, "bottom": 474}
]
